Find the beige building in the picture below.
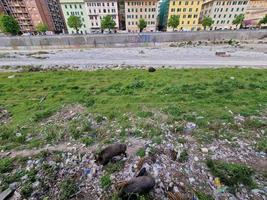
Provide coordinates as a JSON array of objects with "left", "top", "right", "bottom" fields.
[
  {"left": 200, "top": 0, "right": 249, "bottom": 30},
  {"left": 125, "top": 0, "right": 159, "bottom": 32},
  {"left": 244, "top": 0, "right": 267, "bottom": 27},
  {"left": 85, "top": 0, "right": 120, "bottom": 33}
]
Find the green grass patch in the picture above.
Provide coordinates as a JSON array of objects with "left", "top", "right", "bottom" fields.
[
  {"left": 136, "top": 148, "right": 146, "bottom": 157},
  {"left": 206, "top": 159, "right": 256, "bottom": 192},
  {"left": 0, "top": 69, "right": 266, "bottom": 149},
  {"left": 100, "top": 174, "right": 112, "bottom": 189},
  {"left": 59, "top": 179, "right": 79, "bottom": 200}
]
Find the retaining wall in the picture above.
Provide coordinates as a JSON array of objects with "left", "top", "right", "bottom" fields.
[{"left": 0, "top": 30, "right": 266, "bottom": 50}]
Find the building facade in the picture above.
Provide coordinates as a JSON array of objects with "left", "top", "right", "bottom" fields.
[
  {"left": 168, "top": 0, "right": 203, "bottom": 31},
  {"left": 84, "top": 0, "right": 120, "bottom": 33},
  {"left": 200, "top": 0, "right": 249, "bottom": 30},
  {"left": 0, "top": 0, "right": 66, "bottom": 33},
  {"left": 244, "top": 0, "right": 267, "bottom": 27},
  {"left": 60, "top": 0, "right": 90, "bottom": 34},
  {"left": 125, "top": 0, "right": 159, "bottom": 32},
  {"left": 158, "top": 0, "right": 170, "bottom": 31}
]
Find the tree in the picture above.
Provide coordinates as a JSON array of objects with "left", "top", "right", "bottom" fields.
[
  {"left": 36, "top": 22, "right": 48, "bottom": 34},
  {"left": 259, "top": 14, "right": 267, "bottom": 25},
  {"left": 67, "top": 15, "right": 82, "bottom": 34},
  {"left": 101, "top": 15, "right": 116, "bottom": 32},
  {"left": 201, "top": 16, "right": 214, "bottom": 30},
  {"left": 168, "top": 15, "right": 180, "bottom": 31},
  {"left": 138, "top": 18, "right": 147, "bottom": 32},
  {"left": 232, "top": 14, "right": 245, "bottom": 29},
  {"left": 0, "top": 14, "right": 20, "bottom": 35}
]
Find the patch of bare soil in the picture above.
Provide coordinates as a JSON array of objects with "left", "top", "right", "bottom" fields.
[{"left": 0, "top": 107, "right": 10, "bottom": 124}]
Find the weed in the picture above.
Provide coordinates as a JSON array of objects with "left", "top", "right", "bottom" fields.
[
  {"left": 100, "top": 174, "right": 112, "bottom": 189},
  {"left": 137, "top": 111, "right": 153, "bottom": 118},
  {"left": 195, "top": 191, "right": 214, "bottom": 200},
  {"left": 256, "top": 137, "right": 267, "bottom": 153},
  {"left": 177, "top": 137, "right": 187, "bottom": 144},
  {"left": 136, "top": 148, "right": 146, "bottom": 157},
  {"left": 104, "top": 161, "right": 125, "bottom": 174},
  {"left": 178, "top": 150, "right": 189, "bottom": 163},
  {"left": 20, "top": 183, "right": 33, "bottom": 199},
  {"left": 0, "top": 158, "right": 13, "bottom": 173},
  {"left": 59, "top": 179, "right": 79, "bottom": 200},
  {"left": 81, "top": 137, "right": 95, "bottom": 146},
  {"left": 206, "top": 159, "right": 255, "bottom": 192}
]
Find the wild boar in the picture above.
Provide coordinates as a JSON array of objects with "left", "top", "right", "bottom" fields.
[
  {"left": 120, "top": 176, "right": 155, "bottom": 199},
  {"left": 96, "top": 143, "right": 127, "bottom": 165}
]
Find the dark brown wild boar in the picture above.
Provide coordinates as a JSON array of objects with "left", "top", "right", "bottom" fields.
[
  {"left": 119, "top": 176, "right": 155, "bottom": 199},
  {"left": 96, "top": 143, "right": 127, "bottom": 165}
]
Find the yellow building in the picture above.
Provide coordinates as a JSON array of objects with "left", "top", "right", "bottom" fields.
[{"left": 167, "top": 0, "right": 203, "bottom": 31}]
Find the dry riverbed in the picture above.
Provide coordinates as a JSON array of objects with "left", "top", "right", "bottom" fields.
[{"left": 0, "top": 39, "right": 267, "bottom": 70}]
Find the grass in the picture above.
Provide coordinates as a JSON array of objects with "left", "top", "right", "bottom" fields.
[
  {"left": 100, "top": 174, "right": 112, "bottom": 189},
  {"left": 0, "top": 158, "right": 13, "bottom": 173},
  {"left": 0, "top": 68, "right": 266, "bottom": 149},
  {"left": 59, "top": 179, "right": 79, "bottom": 200},
  {"left": 206, "top": 159, "right": 256, "bottom": 192},
  {"left": 178, "top": 150, "right": 189, "bottom": 163},
  {"left": 136, "top": 148, "right": 146, "bottom": 157}
]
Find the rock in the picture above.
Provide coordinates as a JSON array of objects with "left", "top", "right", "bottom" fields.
[
  {"left": 201, "top": 148, "right": 209, "bottom": 153},
  {"left": 148, "top": 67, "right": 156, "bottom": 72},
  {"left": 184, "top": 122, "right": 197, "bottom": 133},
  {"left": 0, "top": 188, "right": 14, "bottom": 200}
]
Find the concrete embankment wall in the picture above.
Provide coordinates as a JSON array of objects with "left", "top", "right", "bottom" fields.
[{"left": 0, "top": 30, "right": 266, "bottom": 50}]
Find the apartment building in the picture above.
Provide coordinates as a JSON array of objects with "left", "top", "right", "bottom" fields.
[
  {"left": 125, "top": 0, "right": 159, "bottom": 32},
  {"left": 60, "top": 0, "right": 90, "bottom": 34},
  {"left": 244, "top": 0, "right": 267, "bottom": 27},
  {"left": 84, "top": 0, "right": 120, "bottom": 33},
  {"left": 0, "top": 3, "right": 4, "bottom": 14},
  {"left": 168, "top": 0, "right": 203, "bottom": 31},
  {"left": 158, "top": 0, "right": 170, "bottom": 31},
  {"left": 200, "top": 0, "right": 249, "bottom": 30},
  {"left": 0, "top": 0, "right": 66, "bottom": 33}
]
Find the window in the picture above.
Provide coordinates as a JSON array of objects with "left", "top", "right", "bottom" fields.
[
  {"left": 183, "top": 15, "right": 186, "bottom": 18},
  {"left": 112, "top": 3, "right": 114, "bottom": 6},
  {"left": 81, "top": 11, "right": 83, "bottom": 15},
  {"left": 188, "top": 14, "right": 192, "bottom": 18},
  {"left": 191, "top": 1, "right": 193, "bottom": 5},
  {"left": 185, "top": 1, "right": 188, "bottom": 5},
  {"left": 80, "top": 5, "right": 82, "bottom": 9},
  {"left": 70, "top": 5, "right": 72, "bottom": 8},
  {"left": 67, "top": 11, "right": 69, "bottom": 15},
  {"left": 173, "top": 1, "right": 175, "bottom": 5},
  {"left": 187, "top": 21, "right": 190, "bottom": 24},
  {"left": 65, "top": 5, "right": 67, "bottom": 9},
  {"left": 74, "top": 4, "right": 77, "bottom": 9},
  {"left": 183, "top": 8, "right": 186, "bottom": 12},
  {"left": 196, "top": 8, "right": 198, "bottom": 12}
]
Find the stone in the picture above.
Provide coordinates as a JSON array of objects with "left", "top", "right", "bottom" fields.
[
  {"left": 148, "top": 67, "right": 156, "bottom": 72},
  {"left": 201, "top": 148, "right": 209, "bottom": 153},
  {"left": 0, "top": 188, "right": 14, "bottom": 200}
]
